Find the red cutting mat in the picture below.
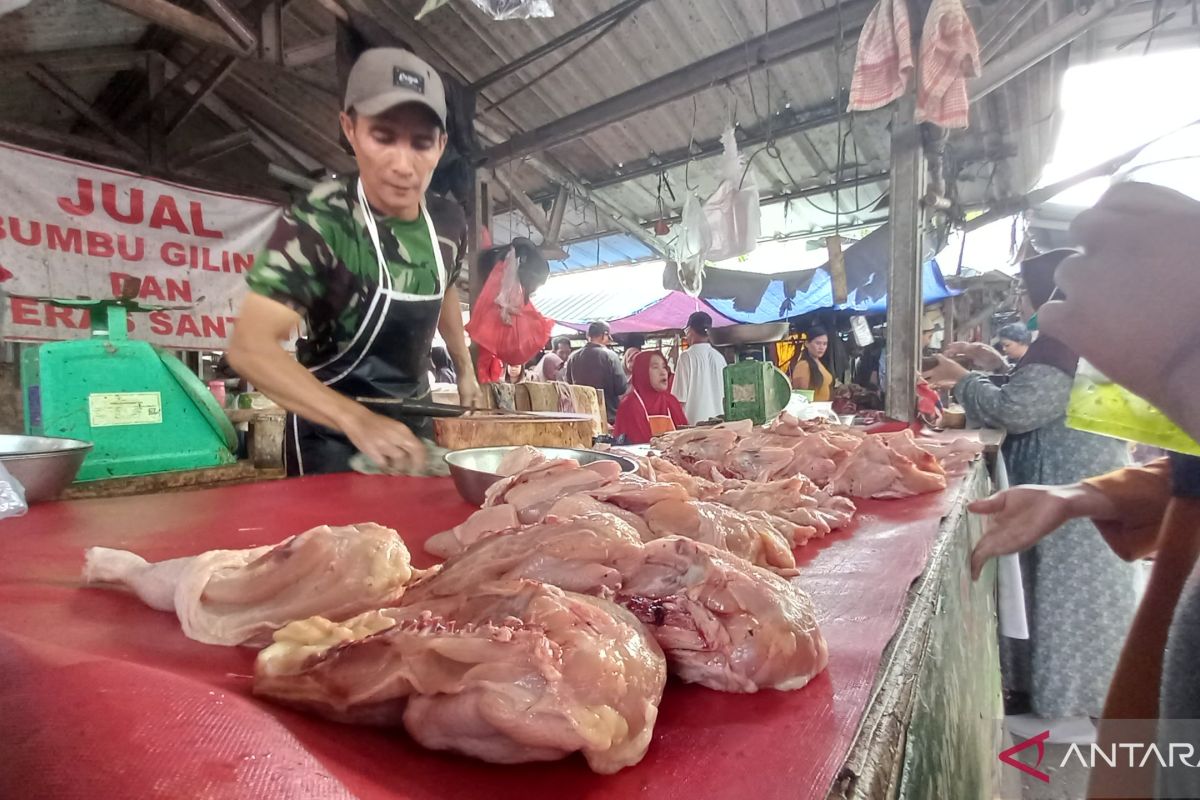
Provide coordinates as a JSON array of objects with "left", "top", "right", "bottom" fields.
[{"left": 0, "top": 473, "right": 964, "bottom": 800}]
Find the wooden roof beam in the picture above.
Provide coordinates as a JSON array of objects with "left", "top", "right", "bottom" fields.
[
  {"left": 0, "top": 46, "right": 150, "bottom": 76},
  {"left": 0, "top": 121, "right": 141, "bottom": 168},
  {"left": 170, "top": 129, "right": 254, "bottom": 169},
  {"left": 25, "top": 64, "right": 146, "bottom": 158},
  {"left": 98, "top": 0, "right": 250, "bottom": 55},
  {"left": 165, "top": 56, "right": 237, "bottom": 136}
]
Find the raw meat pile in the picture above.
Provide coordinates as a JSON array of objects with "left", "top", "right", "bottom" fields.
[
  {"left": 403, "top": 514, "right": 828, "bottom": 694},
  {"left": 428, "top": 445, "right": 858, "bottom": 570},
  {"left": 650, "top": 413, "right": 980, "bottom": 500},
  {"left": 76, "top": 420, "right": 981, "bottom": 774}
]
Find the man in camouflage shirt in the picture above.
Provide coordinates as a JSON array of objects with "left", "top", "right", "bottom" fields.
[{"left": 229, "top": 49, "right": 479, "bottom": 475}]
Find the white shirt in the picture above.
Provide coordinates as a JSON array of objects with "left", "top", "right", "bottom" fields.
[{"left": 671, "top": 342, "right": 727, "bottom": 424}]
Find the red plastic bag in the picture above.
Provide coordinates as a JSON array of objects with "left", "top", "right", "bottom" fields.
[{"left": 465, "top": 247, "right": 554, "bottom": 366}]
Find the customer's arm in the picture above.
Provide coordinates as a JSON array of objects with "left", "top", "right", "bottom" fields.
[
  {"left": 1082, "top": 457, "right": 1172, "bottom": 560},
  {"left": 953, "top": 364, "right": 1071, "bottom": 434},
  {"left": 968, "top": 458, "right": 1171, "bottom": 579}
]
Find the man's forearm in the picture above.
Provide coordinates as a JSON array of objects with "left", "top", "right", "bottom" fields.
[
  {"left": 438, "top": 286, "right": 474, "bottom": 374},
  {"left": 228, "top": 342, "right": 364, "bottom": 432}
]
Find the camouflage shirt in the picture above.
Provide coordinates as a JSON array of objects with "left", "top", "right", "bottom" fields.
[{"left": 246, "top": 176, "right": 466, "bottom": 365}]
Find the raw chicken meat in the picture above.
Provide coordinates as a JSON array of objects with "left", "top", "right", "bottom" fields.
[
  {"left": 83, "top": 523, "right": 414, "bottom": 646},
  {"left": 642, "top": 499, "right": 798, "bottom": 574},
  {"left": 254, "top": 580, "right": 666, "bottom": 773},
  {"left": 494, "top": 445, "right": 548, "bottom": 476},
  {"left": 620, "top": 537, "right": 828, "bottom": 692},
  {"left": 425, "top": 504, "right": 521, "bottom": 559},
  {"left": 826, "top": 433, "right": 947, "bottom": 499},
  {"left": 588, "top": 473, "right": 691, "bottom": 511},
  {"left": 722, "top": 440, "right": 797, "bottom": 482},
  {"left": 655, "top": 427, "right": 741, "bottom": 468},
  {"left": 403, "top": 514, "right": 648, "bottom": 605},
  {"left": 402, "top": 515, "right": 829, "bottom": 693},
  {"left": 487, "top": 459, "right": 622, "bottom": 523},
  {"left": 911, "top": 435, "right": 984, "bottom": 473},
  {"left": 546, "top": 494, "right": 653, "bottom": 539}
]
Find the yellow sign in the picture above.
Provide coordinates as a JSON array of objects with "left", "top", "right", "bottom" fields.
[{"left": 88, "top": 392, "right": 163, "bottom": 427}]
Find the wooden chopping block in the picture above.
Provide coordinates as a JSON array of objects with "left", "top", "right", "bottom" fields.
[{"left": 434, "top": 413, "right": 596, "bottom": 450}]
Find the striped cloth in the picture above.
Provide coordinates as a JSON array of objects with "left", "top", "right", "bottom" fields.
[
  {"left": 848, "top": 0, "right": 981, "bottom": 130},
  {"left": 915, "top": 0, "right": 981, "bottom": 129},
  {"left": 848, "top": 0, "right": 914, "bottom": 112}
]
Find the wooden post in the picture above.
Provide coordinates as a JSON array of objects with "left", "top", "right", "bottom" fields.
[
  {"left": 146, "top": 53, "right": 165, "bottom": 168},
  {"left": 467, "top": 171, "right": 491, "bottom": 311},
  {"left": 260, "top": 1, "right": 283, "bottom": 65},
  {"left": 884, "top": 93, "right": 925, "bottom": 421}
]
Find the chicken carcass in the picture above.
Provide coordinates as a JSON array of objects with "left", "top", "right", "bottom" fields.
[
  {"left": 494, "top": 444, "right": 548, "bottom": 475},
  {"left": 427, "top": 459, "right": 624, "bottom": 558},
  {"left": 484, "top": 459, "right": 620, "bottom": 522},
  {"left": 254, "top": 580, "right": 666, "bottom": 773},
  {"left": 722, "top": 440, "right": 797, "bottom": 482},
  {"left": 424, "top": 503, "right": 521, "bottom": 559},
  {"left": 619, "top": 537, "right": 828, "bottom": 692},
  {"left": 826, "top": 434, "right": 947, "bottom": 499},
  {"left": 403, "top": 514, "right": 648, "bottom": 605},
  {"left": 83, "top": 523, "right": 414, "bottom": 646},
  {"left": 910, "top": 435, "right": 984, "bottom": 473},
  {"left": 642, "top": 499, "right": 798, "bottom": 574},
  {"left": 402, "top": 516, "right": 829, "bottom": 693}
]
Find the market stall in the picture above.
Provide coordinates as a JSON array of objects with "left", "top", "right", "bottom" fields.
[{"left": 0, "top": 433, "right": 1002, "bottom": 800}]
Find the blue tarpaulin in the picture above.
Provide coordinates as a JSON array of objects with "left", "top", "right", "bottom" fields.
[
  {"left": 695, "top": 224, "right": 958, "bottom": 323},
  {"left": 703, "top": 260, "right": 954, "bottom": 322}
]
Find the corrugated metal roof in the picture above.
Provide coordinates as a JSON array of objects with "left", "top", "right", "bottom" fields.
[{"left": 0, "top": 0, "right": 1169, "bottom": 250}]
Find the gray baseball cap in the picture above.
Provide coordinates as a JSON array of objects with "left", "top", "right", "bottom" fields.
[{"left": 343, "top": 48, "right": 446, "bottom": 127}]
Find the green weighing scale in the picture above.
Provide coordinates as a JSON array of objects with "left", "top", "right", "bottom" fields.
[
  {"left": 723, "top": 360, "right": 793, "bottom": 425},
  {"left": 20, "top": 282, "right": 237, "bottom": 482}
]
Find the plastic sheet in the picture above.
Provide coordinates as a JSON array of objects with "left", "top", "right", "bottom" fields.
[
  {"left": 0, "top": 472, "right": 971, "bottom": 799},
  {"left": 416, "top": 0, "right": 552, "bottom": 21},
  {"left": 0, "top": 462, "right": 26, "bottom": 520}
]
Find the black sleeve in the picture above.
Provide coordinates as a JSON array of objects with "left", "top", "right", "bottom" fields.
[{"left": 427, "top": 194, "right": 468, "bottom": 286}]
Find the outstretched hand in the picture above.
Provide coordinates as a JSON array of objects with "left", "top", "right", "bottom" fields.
[{"left": 967, "top": 483, "right": 1116, "bottom": 580}]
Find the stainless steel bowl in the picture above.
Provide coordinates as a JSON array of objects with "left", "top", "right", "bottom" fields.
[
  {"left": 0, "top": 435, "right": 92, "bottom": 504},
  {"left": 444, "top": 446, "right": 636, "bottom": 507}
]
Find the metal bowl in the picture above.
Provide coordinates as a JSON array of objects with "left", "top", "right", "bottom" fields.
[
  {"left": 0, "top": 435, "right": 92, "bottom": 504},
  {"left": 444, "top": 446, "right": 636, "bottom": 507}
]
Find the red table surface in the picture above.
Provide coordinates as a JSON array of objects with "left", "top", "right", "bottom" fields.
[{"left": 0, "top": 473, "right": 964, "bottom": 800}]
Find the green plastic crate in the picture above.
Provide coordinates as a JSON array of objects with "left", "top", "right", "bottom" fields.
[{"left": 723, "top": 360, "right": 793, "bottom": 425}]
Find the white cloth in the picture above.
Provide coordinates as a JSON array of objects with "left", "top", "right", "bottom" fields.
[
  {"left": 671, "top": 342, "right": 727, "bottom": 425},
  {"left": 992, "top": 449, "right": 1029, "bottom": 640}
]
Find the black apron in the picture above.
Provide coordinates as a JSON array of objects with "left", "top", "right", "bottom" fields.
[{"left": 285, "top": 179, "right": 448, "bottom": 476}]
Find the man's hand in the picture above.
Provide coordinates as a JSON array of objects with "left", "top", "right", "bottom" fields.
[
  {"left": 341, "top": 407, "right": 427, "bottom": 473},
  {"left": 967, "top": 483, "right": 1117, "bottom": 580},
  {"left": 457, "top": 373, "right": 483, "bottom": 408},
  {"left": 921, "top": 354, "right": 970, "bottom": 390},
  {"left": 943, "top": 341, "right": 1008, "bottom": 372}
]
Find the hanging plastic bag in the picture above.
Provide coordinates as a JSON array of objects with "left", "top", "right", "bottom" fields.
[
  {"left": 703, "top": 128, "right": 760, "bottom": 262},
  {"left": 416, "top": 0, "right": 552, "bottom": 21},
  {"left": 465, "top": 245, "right": 555, "bottom": 367},
  {"left": 0, "top": 461, "right": 28, "bottom": 520}
]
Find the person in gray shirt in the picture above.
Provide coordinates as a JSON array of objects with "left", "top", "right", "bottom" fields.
[{"left": 564, "top": 321, "right": 628, "bottom": 424}]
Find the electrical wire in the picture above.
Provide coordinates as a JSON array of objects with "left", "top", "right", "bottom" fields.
[
  {"left": 684, "top": 96, "right": 699, "bottom": 192},
  {"left": 481, "top": 4, "right": 639, "bottom": 114}
]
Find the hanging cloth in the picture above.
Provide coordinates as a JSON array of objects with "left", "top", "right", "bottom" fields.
[
  {"left": 848, "top": 0, "right": 915, "bottom": 112},
  {"left": 915, "top": 0, "right": 981, "bottom": 129}
]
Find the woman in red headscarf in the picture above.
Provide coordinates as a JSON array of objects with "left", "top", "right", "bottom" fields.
[{"left": 613, "top": 350, "right": 688, "bottom": 444}]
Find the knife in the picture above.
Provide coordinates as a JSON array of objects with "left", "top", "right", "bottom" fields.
[{"left": 354, "top": 397, "right": 547, "bottom": 418}]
